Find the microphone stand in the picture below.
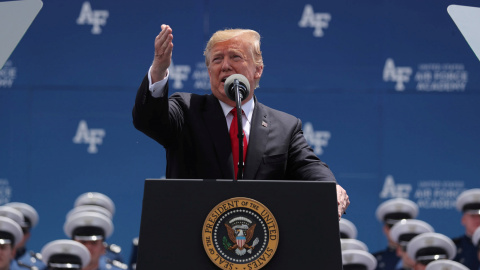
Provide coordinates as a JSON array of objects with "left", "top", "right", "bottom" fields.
[{"left": 233, "top": 79, "right": 244, "bottom": 180}]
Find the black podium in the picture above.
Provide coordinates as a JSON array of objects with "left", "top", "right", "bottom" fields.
[{"left": 136, "top": 179, "right": 343, "bottom": 269}]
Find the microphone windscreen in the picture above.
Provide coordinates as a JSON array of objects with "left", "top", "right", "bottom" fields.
[{"left": 224, "top": 74, "right": 250, "bottom": 101}]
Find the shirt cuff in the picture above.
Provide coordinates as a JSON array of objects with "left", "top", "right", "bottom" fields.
[{"left": 148, "top": 66, "right": 169, "bottom": 98}]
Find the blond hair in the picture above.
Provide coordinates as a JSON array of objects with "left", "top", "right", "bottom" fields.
[{"left": 204, "top": 29, "right": 264, "bottom": 87}]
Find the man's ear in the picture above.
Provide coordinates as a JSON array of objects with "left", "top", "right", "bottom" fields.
[{"left": 254, "top": 65, "right": 263, "bottom": 79}]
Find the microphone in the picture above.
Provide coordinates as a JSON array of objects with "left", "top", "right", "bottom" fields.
[{"left": 224, "top": 74, "right": 250, "bottom": 102}]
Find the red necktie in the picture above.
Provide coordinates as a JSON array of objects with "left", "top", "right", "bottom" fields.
[{"left": 230, "top": 108, "right": 248, "bottom": 179}]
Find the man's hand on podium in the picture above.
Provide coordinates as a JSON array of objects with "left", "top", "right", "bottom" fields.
[{"left": 336, "top": 184, "right": 350, "bottom": 220}]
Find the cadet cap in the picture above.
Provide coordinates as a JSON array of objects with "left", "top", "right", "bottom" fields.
[
  {"left": 41, "top": 239, "right": 91, "bottom": 269},
  {"left": 64, "top": 211, "right": 113, "bottom": 241},
  {"left": 5, "top": 202, "right": 39, "bottom": 229},
  {"left": 389, "top": 219, "right": 434, "bottom": 248},
  {"left": 406, "top": 232, "right": 456, "bottom": 265},
  {"left": 74, "top": 192, "right": 115, "bottom": 216},
  {"left": 376, "top": 198, "right": 419, "bottom": 226},
  {"left": 0, "top": 216, "right": 23, "bottom": 246},
  {"left": 339, "top": 218, "right": 358, "bottom": 239},
  {"left": 425, "top": 259, "right": 469, "bottom": 270},
  {"left": 455, "top": 189, "right": 480, "bottom": 214},
  {"left": 342, "top": 249, "right": 377, "bottom": 270}
]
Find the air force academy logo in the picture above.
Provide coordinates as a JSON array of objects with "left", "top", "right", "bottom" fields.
[
  {"left": 202, "top": 197, "right": 279, "bottom": 269},
  {"left": 298, "top": 4, "right": 331, "bottom": 37},
  {"left": 72, "top": 120, "right": 106, "bottom": 154},
  {"left": 303, "top": 122, "right": 330, "bottom": 155},
  {"left": 383, "top": 58, "right": 413, "bottom": 91},
  {"left": 77, "top": 2, "right": 109, "bottom": 34}
]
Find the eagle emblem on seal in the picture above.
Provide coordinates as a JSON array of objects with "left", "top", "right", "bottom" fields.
[{"left": 223, "top": 216, "right": 260, "bottom": 256}]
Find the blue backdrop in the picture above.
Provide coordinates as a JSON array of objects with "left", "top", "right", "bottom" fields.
[{"left": 1, "top": 0, "right": 479, "bottom": 262}]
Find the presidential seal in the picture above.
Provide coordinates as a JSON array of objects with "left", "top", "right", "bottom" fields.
[{"left": 202, "top": 197, "right": 279, "bottom": 270}]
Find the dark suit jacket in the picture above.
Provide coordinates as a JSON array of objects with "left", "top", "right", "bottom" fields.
[{"left": 133, "top": 74, "right": 336, "bottom": 182}]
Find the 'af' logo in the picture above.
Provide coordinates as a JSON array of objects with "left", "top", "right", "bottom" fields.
[
  {"left": 298, "top": 4, "right": 331, "bottom": 37},
  {"left": 383, "top": 58, "right": 413, "bottom": 91},
  {"left": 303, "top": 122, "right": 331, "bottom": 155},
  {"left": 379, "top": 175, "right": 412, "bottom": 199},
  {"left": 170, "top": 61, "right": 191, "bottom": 89},
  {"left": 73, "top": 120, "right": 106, "bottom": 154},
  {"left": 77, "top": 2, "right": 109, "bottom": 34}
]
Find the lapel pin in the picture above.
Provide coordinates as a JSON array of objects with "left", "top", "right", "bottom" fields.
[{"left": 262, "top": 121, "right": 268, "bottom": 127}]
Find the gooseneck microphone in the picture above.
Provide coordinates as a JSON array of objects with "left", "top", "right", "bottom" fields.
[{"left": 224, "top": 74, "right": 250, "bottom": 180}]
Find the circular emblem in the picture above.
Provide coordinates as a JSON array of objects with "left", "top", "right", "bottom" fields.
[{"left": 202, "top": 197, "right": 279, "bottom": 269}]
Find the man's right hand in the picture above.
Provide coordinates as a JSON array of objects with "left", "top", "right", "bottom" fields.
[{"left": 151, "top": 24, "right": 173, "bottom": 83}]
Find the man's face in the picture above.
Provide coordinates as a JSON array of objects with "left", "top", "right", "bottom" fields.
[
  {"left": 207, "top": 35, "right": 263, "bottom": 107},
  {"left": 16, "top": 229, "right": 30, "bottom": 249},
  {"left": 0, "top": 244, "right": 14, "bottom": 270},
  {"left": 78, "top": 240, "right": 105, "bottom": 265},
  {"left": 396, "top": 245, "right": 415, "bottom": 268},
  {"left": 383, "top": 224, "right": 395, "bottom": 245},
  {"left": 414, "top": 262, "right": 427, "bottom": 270},
  {"left": 461, "top": 213, "right": 480, "bottom": 236}
]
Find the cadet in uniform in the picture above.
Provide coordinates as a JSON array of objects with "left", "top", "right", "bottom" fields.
[
  {"left": 343, "top": 249, "right": 378, "bottom": 270},
  {"left": 0, "top": 216, "right": 24, "bottom": 270},
  {"left": 73, "top": 192, "right": 124, "bottom": 264},
  {"left": 373, "top": 198, "right": 419, "bottom": 270},
  {"left": 425, "top": 260, "right": 469, "bottom": 270},
  {"left": 406, "top": 232, "right": 456, "bottom": 270},
  {"left": 452, "top": 189, "right": 480, "bottom": 270},
  {"left": 4, "top": 203, "right": 44, "bottom": 270},
  {"left": 389, "top": 219, "right": 434, "bottom": 270},
  {"left": 40, "top": 239, "right": 91, "bottom": 270},
  {"left": 63, "top": 211, "right": 126, "bottom": 270},
  {"left": 0, "top": 206, "right": 30, "bottom": 270}
]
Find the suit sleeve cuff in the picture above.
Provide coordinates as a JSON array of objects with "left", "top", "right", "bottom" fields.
[{"left": 148, "top": 66, "right": 169, "bottom": 98}]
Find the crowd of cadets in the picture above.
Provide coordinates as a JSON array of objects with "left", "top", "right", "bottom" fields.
[
  {"left": 2, "top": 193, "right": 129, "bottom": 270},
  {"left": 1, "top": 189, "right": 479, "bottom": 270},
  {"left": 340, "top": 189, "right": 480, "bottom": 270}
]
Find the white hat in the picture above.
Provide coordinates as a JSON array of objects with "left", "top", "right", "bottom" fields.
[
  {"left": 342, "top": 249, "right": 377, "bottom": 270},
  {"left": 425, "top": 259, "right": 469, "bottom": 270},
  {"left": 41, "top": 239, "right": 91, "bottom": 269},
  {"left": 376, "top": 198, "right": 419, "bottom": 225},
  {"left": 5, "top": 202, "right": 39, "bottom": 228},
  {"left": 407, "top": 233, "right": 456, "bottom": 264},
  {"left": 390, "top": 219, "right": 434, "bottom": 247},
  {"left": 66, "top": 205, "right": 113, "bottom": 220},
  {"left": 74, "top": 192, "right": 115, "bottom": 216},
  {"left": 339, "top": 219, "right": 357, "bottom": 239},
  {"left": 341, "top": 239, "right": 369, "bottom": 252},
  {"left": 0, "top": 216, "right": 23, "bottom": 247},
  {"left": 0, "top": 206, "right": 24, "bottom": 226},
  {"left": 472, "top": 227, "right": 480, "bottom": 247},
  {"left": 64, "top": 211, "right": 113, "bottom": 240},
  {"left": 455, "top": 189, "right": 480, "bottom": 214}
]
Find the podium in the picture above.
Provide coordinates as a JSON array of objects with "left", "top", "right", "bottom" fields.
[{"left": 136, "top": 179, "right": 343, "bottom": 269}]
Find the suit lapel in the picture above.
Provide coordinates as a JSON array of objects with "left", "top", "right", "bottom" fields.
[
  {"left": 202, "top": 95, "right": 235, "bottom": 179},
  {"left": 244, "top": 99, "right": 268, "bottom": 179}
]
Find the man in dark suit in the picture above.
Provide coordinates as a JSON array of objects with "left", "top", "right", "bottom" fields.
[{"left": 132, "top": 25, "right": 349, "bottom": 218}]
